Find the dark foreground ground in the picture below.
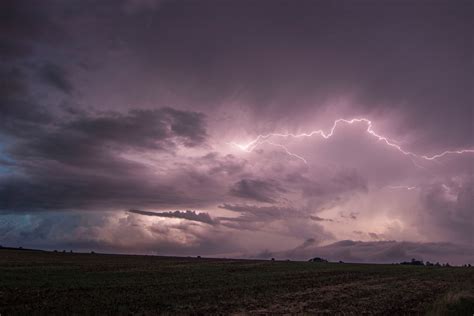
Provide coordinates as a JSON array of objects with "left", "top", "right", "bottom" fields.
[{"left": 0, "top": 249, "right": 473, "bottom": 315}]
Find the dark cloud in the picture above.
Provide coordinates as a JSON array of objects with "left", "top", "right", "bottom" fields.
[
  {"left": 340, "top": 211, "right": 358, "bottom": 220},
  {"left": 0, "top": 66, "right": 52, "bottom": 136},
  {"left": 368, "top": 232, "right": 383, "bottom": 240},
  {"left": 63, "top": 108, "right": 207, "bottom": 152},
  {"left": 10, "top": 107, "right": 207, "bottom": 166},
  {"left": 128, "top": 209, "right": 218, "bottom": 225},
  {"left": 310, "top": 216, "right": 333, "bottom": 222},
  {"left": 0, "top": 106, "right": 210, "bottom": 210},
  {"left": 0, "top": 171, "right": 194, "bottom": 211},
  {"left": 229, "top": 178, "right": 285, "bottom": 203},
  {"left": 0, "top": 1, "right": 65, "bottom": 142},
  {"left": 0, "top": 149, "right": 251, "bottom": 211},
  {"left": 0, "top": 0, "right": 60, "bottom": 60},
  {"left": 38, "top": 63, "right": 73, "bottom": 94},
  {"left": 122, "top": 0, "right": 166, "bottom": 14},
  {"left": 299, "top": 238, "right": 316, "bottom": 248}
]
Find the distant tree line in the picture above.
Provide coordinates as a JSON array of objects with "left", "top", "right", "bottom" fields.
[
  {"left": 304, "top": 256, "right": 472, "bottom": 267},
  {"left": 399, "top": 258, "right": 472, "bottom": 267}
]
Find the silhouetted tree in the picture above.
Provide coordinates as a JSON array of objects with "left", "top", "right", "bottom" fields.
[
  {"left": 309, "top": 257, "right": 328, "bottom": 263},
  {"left": 401, "top": 258, "right": 424, "bottom": 266}
]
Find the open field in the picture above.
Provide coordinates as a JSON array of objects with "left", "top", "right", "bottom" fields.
[{"left": 0, "top": 249, "right": 473, "bottom": 315}]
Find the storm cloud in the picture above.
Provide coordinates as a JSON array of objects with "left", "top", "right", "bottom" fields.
[{"left": 0, "top": 0, "right": 472, "bottom": 263}]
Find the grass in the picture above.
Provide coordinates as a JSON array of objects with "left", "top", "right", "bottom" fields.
[
  {"left": 428, "top": 290, "right": 474, "bottom": 315},
  {"left": 0, "top": 249, "right": 473, "bottom": 315}
]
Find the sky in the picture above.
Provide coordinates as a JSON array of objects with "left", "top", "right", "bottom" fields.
[{"left": 0, "top": 0, "right": 473, "bottom": 264}]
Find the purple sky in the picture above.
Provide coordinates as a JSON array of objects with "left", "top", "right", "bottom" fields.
[{"left": 0, "top": 0, "right": 473, "bottom": 264}]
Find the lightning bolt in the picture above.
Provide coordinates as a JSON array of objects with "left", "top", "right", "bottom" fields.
[
  {"left": 230, "top": 118, "right": 474, "bottom": 164},
  {"left": 260, "top": 141, "right": 308, "bottom": 164}
]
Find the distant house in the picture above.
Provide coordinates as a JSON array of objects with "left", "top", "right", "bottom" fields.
[{"left": 309, "top": 257, "right": 328, "bottom": 263}]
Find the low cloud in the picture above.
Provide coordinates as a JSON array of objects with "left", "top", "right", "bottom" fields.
[
  {"left": 0, "top": 210, "right": 239, "bottom": 256},
  {"left": 128, "top": 209, "right": 218, "bottom": 225},
  {"left": 259, "top": 240, "right": 474, "bottom": 265}
]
